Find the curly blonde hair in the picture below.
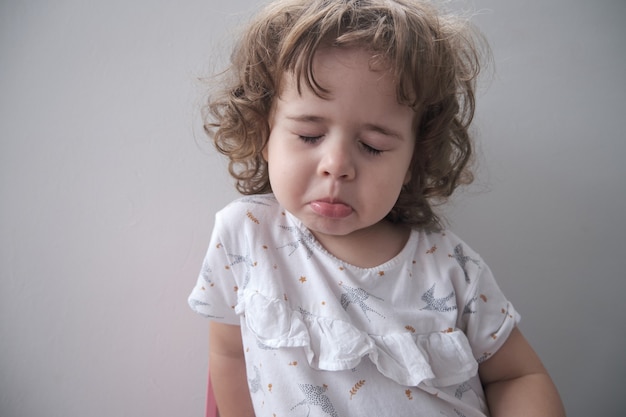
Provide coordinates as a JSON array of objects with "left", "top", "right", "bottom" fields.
[{"left": 205, "top": 0, "right": 488, "bottom": 230}]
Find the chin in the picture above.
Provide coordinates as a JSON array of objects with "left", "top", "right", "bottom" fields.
[{"left": 303, "top": 218, "right": 357, "bottom": 237}]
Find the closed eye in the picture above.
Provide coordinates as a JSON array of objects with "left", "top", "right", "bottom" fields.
[
  {"left": 359, "top": 141, "right": 383, "bottom": 156},
  {"left": 299, "top": 135, "right": 322, "bottom": 144}
]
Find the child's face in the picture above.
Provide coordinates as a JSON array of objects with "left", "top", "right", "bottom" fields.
[{"left": 264, "top": 47, "right": 415, "bottom": 246}]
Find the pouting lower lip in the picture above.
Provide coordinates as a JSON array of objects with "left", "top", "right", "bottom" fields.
[{"left": 310, "top": 201, "right": 353, "bottom": 218}]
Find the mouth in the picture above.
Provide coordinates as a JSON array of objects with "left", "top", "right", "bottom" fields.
[{"left": 309, "top": 199, "right": 353, "bottom": 218}]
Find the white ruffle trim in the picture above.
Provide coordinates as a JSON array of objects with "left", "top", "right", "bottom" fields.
[{"left": 235, "top": 289, "right": 478, "bottom": 387}]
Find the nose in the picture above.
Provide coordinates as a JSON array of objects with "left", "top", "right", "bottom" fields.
[{"left": 317, "top": 138, "right": 356, "bottom": 180}]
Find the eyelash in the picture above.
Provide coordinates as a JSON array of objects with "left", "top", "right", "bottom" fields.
[
  {"left": 359, "top": 142, "right": 383, "bottom": 156},
  {"left": 299, "top": 135, "right": 321, "bottom": 144},
  {"left": 298, "top": 136, "right": 383, "bottom": 156}
]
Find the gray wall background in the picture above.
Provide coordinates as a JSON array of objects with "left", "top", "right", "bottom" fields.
[{"left": 1, "top": 0, "right": 624, "bottom": 416}]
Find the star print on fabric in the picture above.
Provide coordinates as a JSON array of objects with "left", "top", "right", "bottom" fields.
[
  {"left": 227, "top": 251, "right": 255, "bottom": 289},
  {"left": 501, "top": 302, "right": 515, "bottom": 319},
  {"left": 420, "top": 283, "right": 457, "bottom": 312},
  {"left": 277, "top": 225, "right": 315, "bottom": 259},
  {"left": 340, "top": 284, "right": 385, "bottom": 321},
  {"left": 291, "top": 383, "right": 339, "bottom": 417},
  {"left": 450, "top": 244, "right": 480, "bottom": 283}
]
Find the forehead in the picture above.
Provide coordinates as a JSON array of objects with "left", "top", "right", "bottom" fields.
[
  {"left": 278, "top": 46, "right": 398, "bottom": 101},
  {"left": 271, "top": 46, "right": 416, "bottom": 134},
  {"left": 314, "top": 45, "right": 390, "bottom": 74}
]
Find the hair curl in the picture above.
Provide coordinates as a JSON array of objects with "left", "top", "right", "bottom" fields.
[{"left": 205, "top": 0, "right": 489, "bottom": 230}]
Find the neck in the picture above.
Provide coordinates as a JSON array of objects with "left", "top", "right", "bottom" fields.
[{"left": 311, "top": 221, "right": 411, "bottom": 268}]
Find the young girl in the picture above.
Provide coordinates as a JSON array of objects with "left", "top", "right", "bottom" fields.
[{"left": 188, "top": 1, "right": 565, "bottom": 416}]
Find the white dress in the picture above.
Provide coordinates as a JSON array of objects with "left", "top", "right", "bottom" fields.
[{"left": 188, "top": 195, "right": 520, "bottom": 417}]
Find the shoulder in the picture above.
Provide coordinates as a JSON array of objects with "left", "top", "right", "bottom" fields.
[
  {"left": 215, "top": 194, "right": 282, "bottom": 225},
  {"left": 412, "top": 229, "right": 486, "bottom": 288},
  {"left": 415, "top": 229, "right": 482, "bottom": 261},
  {"left": 212, "top": 194, "right": 291, "bottom": 248}
]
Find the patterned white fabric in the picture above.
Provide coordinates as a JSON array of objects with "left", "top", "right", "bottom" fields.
[{"left": 189, "top": 195, "right": 520, "bottom": 417}]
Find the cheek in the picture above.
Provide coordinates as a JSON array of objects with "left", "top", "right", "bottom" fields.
[
  {"left": 266, "top": 150, "right": 307, "bottom": 188},
  {"left": 267, "top": 148, "right": 294, "bottom": 174},
  {"left": 267, "top": 140, "right": 311, "bottom": 171}
]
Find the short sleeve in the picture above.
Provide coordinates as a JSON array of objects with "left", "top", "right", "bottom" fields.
[
  {"left": 187, "top": 214, "right": 241, "bottom": 325},
  {"left": 460, "top": 261, "right": 521, "bottom": 363}
]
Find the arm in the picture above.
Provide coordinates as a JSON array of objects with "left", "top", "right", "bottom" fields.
[
  {"left": 479, "top": 327, "right": 566, "bottom": 416},
  {"left": 208, "top": 322, "right": 255, "bottom": 417}
]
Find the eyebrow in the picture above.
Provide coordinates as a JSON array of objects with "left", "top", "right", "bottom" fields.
[
  {"left": 286, "top": 115, "right": 327, "bottom": 124},
  {"left": 285, "top": 115, "right": 404, "bottom": 140},
  {"left": 362, "top": 123, "right": 404, "bottom": 140}
]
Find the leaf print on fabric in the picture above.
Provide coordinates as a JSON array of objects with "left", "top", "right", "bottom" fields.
[
  {"left": 278, "top": 225, "right": 315, "bottom": 259},
  {"left": 246, "top": 210, "right": 260, "bottom": 224},
  {"left": 449, "top": 244, "right": 480, "bottom": 283},
  {"left": 349, "top": 380, "right": 365, "bottom": 399},
  {"left": 339, "top": 284, "right": 385, "bottom": 321},
  {"left": 420, "top": 283, "right": 457, "bottom": 312},
  {"left": 291, "top": 383, "right": 338, "bottom": 417}
]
